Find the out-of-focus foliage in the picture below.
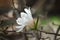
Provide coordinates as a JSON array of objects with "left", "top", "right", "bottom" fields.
[
  {"left": 41, "top": 19, "right": 48, "bottom": 26},
  {"left": 34, "top": 17, "right": 39, "bottom": 30},
  {"left": 31, "top": 17, "right": 39, "bottom": 30},
  {"left": 50, "top": 16, "right": 60, "bottom": 25}
]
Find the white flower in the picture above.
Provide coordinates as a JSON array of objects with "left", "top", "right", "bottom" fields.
[{"left": 16, "top": 7, "right": 33, "bottom": 32}]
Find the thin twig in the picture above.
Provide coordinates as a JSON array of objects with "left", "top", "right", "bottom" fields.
[{"left": 54, "top": 25, "right": 60, "bottom": 40}]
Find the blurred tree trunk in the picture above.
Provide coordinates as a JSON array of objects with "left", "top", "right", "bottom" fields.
[
  {"left": 31, "top": 0, "right": 55, "bottom": 18},
  {"left": 0, "top": 0, "right": 12, "bottom": 9},
  {"left": 13, "top": 0, "right": 26, "bottom": 11}
]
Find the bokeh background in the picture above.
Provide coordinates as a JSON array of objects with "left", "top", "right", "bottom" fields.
[{"left": 0, "top": 0, "right": 60, "bottom": 40}]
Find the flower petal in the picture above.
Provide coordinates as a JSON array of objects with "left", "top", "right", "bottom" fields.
[
  {"left": 16, "top": 18, "right": 24, "bottom": 25},
  {"left": 20, "top": 12, "right": 33, "bottom": 25},
  {"left": 24, "top": 7, "right": 31, "bottom": 15},
  {"left": 16, "top": 17, "right": 28, "bottom": 25},
  {"left": 16, "top": 25, "right": 25, "bottom": 32},
  {"left": 20, "top": 12, "right": 27, "bottom": 18},
  {"left": 24, "top": 7, "right": 33, "bottom": 21},
  {"left": 16, "top": 27, "right": 23, "bottom": 32},
  {"left": 16, "top": 25, "right": 25, "bottom": 28}
]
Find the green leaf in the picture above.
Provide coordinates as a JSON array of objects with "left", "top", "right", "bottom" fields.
[{"left": 34, "top": 17, "right": 39, "bottom": 30}]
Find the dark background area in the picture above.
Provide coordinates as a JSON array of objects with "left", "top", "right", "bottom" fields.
[{"left": 47, "top": 0, "right": 60, "bottom": 17}]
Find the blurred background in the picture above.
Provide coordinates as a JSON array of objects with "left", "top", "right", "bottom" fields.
[{"left": 0, "top": 0, "right": 60, "bottom": 40}]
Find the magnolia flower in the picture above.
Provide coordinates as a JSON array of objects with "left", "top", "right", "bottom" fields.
[{"left": 16, "top": 7, "right": 33, "bottom": 32}]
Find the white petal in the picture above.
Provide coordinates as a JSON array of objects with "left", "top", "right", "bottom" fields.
[
  {"left": 16, "top": 28, "right": 23, "bottom": 32},
  {"left": 20, "top": 12, "right": 33, "bottom": 25},
  {"left": 24, "top": 7, "right": 33, "bottom": 20},
  {"left": 16, "top": 25, "right": 25, "bottom": 29},
  {"left": 16, "top": 18, "right": 24, "bottom": 25},
  {"left": 24, "top": 7, "right": 31, "bottom": 15},
  {"left": 16, "top": 17, "right": 28, "bottom": 25},
  {"left": 20, "top": 12, "right": 27, "bottom": 18},
  {"left": 16, "top": 25, "right": 25, "bottom": 32},
  {"left": 27, "top": 15, "right": 33, "bottom": 20}
]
